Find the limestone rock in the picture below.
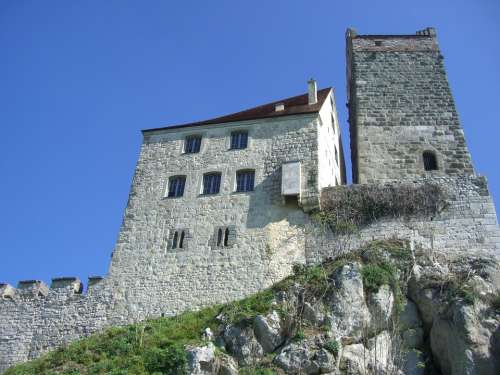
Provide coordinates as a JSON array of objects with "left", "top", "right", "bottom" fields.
[
  {"left": 274, "top": 339, "right": 319, "bottom": 375},
  {"left": 326, "top": 263, "right": 371, "bottom": 343},
  {"left": 223, "top": 324, "right": 263, "bottom": 366},
  {"left": 430, "top": 301, "right": 500, "bottom": 375},
  {"left": 302, "top": 301, "right": 325, "bottom": 326},
  {"left": 217, "top": 354, "right": 238, "bottom": 375},
  {"left": 340, "top": 331, "right": 402, "bottom": 375},
  {"left": 315, "top": 348, "right": 336, "bottom": 373},
  {"left": 367, "top": 284, "right": 394, "bottom": 332},
  {"left": 186, "top": 343, "right": 216, "bottom": 375},
  {"left": 253, "top": 310, "right": 285, "bottom": 353}
]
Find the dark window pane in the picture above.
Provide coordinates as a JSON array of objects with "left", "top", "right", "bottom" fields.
[
  {"left": 179, "top": 231, "right": 185, "bottom": 248},
  {"left": 230, "top": 132, "right": 248, "bottom": 149},
  {"left": 172, "top": 231, "right": 178, "bottom": 249},
  {"left": 423, "top": 151, "right": 438, "bottom": 171},
  {"left": 203, "top": 173, "right": 221, "bottom": 194},
  {"left": 168, "top": 176, "right": 186, "bottom": 197},
  {"left": 224, "top": 228, "right": 229, "bottom": 247},
  {"left": 217, "top": 228, "right": 223, "bottom": 246},
  {"left": 236, "top": 170, "right": 255, "bottom": 192},
  {"left": 185, "top": 136, "right": 201, "bottom": 153}
]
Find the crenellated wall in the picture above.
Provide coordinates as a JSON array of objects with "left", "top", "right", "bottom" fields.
[{"left": 0, "top": 278, "right": 113, "bottom": 373}]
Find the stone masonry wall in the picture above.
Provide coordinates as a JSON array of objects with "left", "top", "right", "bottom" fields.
[
  {"left": 106, "top": 112, "right": 327, "bottom": 324},
  {"left": 306, "top": 176, "right": 500, "bottom": 264},
  {"left": 347, "top": 29, "right": 474, "bottom": 184}
]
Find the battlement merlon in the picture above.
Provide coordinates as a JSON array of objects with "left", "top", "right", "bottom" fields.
[
  {"left": 50, "top": 277, "right": 83, "bottom": 294},
  {"left": 346, "top": 27, "right": 439, "bottom": 53}
]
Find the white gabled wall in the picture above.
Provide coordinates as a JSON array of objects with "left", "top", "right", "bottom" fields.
[{"left": 317, "top": 90, "right": 343, "bottom": 190}]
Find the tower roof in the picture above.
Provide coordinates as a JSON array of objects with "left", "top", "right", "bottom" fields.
[{"left": 142, "top": 87, "right": 332, "bottom": 133}]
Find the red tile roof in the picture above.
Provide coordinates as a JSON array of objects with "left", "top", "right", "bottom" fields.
[{"left": 142, "top": 87, "right": 332, "bottom": 133}]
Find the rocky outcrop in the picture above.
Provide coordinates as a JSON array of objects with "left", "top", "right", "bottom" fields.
[{"left": 183, "top": 245, "right": 500, "bottom": 375}]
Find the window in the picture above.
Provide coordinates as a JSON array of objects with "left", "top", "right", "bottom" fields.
[
  {"left": 203, "top": 173, "right": 221, "bottom": 195},
  {"left": 331, "top": 114, "right": 336, "bottom": 134},
  {"left": 172, "top": 229, "right": 187, "bottom": 249},
  {"left": 167, "top": 176, "right": 186, "bottom": 197},
  {"left": 185, "top": 135, "right": 201, "bottom": 153},
  {"left": 230, "top": 131, "right": 248, "bottom": 150},
  {"left": 334, "top": 147, "right": 339, "bottom": 165},
  {"left": 423, "top": 151, "right": 438, "bottom": 171},
  {"left": 213, "top": 226, "right": 234, "bottom": 248},
  {"left": 236, "top": 170, "right": 255, "bottom": 192},
  {"left": 375, "top": 40, "right": 383, "bottom": 46}
]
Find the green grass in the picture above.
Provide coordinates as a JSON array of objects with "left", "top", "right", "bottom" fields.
[{"left": 4, "top": 292, "right": 273, "bottom": 375}]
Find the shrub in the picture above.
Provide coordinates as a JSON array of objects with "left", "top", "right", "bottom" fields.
[
  {"left": 324, "top": 339, "right": 339, "bottom": 356},
  {"left": 361, "top": 264, "right": 394, "bottom": 292},
  {"left": 318, "top": 182, "right": 448, "bottom": 230}
]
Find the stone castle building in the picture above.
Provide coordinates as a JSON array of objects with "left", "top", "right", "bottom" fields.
[{"left": 1, "top": 28, "right": 499, "bottom": 372}]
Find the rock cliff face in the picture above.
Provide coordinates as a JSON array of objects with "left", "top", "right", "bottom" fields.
[{"left": 185, "top": 241, "right": 500, "bottom": 375}]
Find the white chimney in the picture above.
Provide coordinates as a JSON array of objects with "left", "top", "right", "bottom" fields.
[
  {"left": 308, "top": 79, "right": 317, "bottom": 105},
  {"left": 275, "top": 102, "right": 285, "bottom": 112}
]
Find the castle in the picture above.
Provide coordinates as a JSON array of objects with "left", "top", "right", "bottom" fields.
[{"left": 1, "top": 28, "right": 499, "bottom": 372}]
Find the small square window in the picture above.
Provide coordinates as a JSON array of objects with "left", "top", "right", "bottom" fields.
[
  {"left": 230, "top": 131, "right": 248, "bottom": 150},
  {"left": 375, "top": 40, "right": 383, "bottom": 46},
  {"left": 236, "top": 170, "right": 255, "bottom": 192},
  {"left": 203, "top": 173, "right": 221, "bottom": 195},
  {"left": 185, "top": 136, "right": 201, "bottom": 153},
  {"left": 168, "top": 176, "right": 186, "bottom": 197}
]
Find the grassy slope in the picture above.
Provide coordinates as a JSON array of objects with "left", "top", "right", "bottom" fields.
[{"left": 5, "top": 240, "right": 409, "bottom": 375}]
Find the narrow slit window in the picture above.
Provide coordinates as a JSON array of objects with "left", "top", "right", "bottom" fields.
[
  {"left": 230, "top": 131, "right": 248, "bottom": 150},
  {"left": 185, "top": 136, "right": 202, "bottom": 153},
  {"left": 217, "top": 228, "right": 223, "bottom": 247},
  {"left": 172, "top": 231, "right": 179, "bottom": 249},
  {"left": 168, "top": 176, "right": 186, "bottom": 197},
  {"left": 423, "top": 151, "right": 438, "bottom": 171},
  {"left": 203, "top": 173, "right": 222, "bottom": 195},
  {"left": 334, "top": 147, "right": 339, "bottom": 165},
  {"left": 179, "top": 231, "right": 185, "bottom": 249},
  {"left": 224, "top": 228, "right": 230, "bottom": 247},
  {"left": 236, "top": 170, "right": 255, "bottom": 192}
]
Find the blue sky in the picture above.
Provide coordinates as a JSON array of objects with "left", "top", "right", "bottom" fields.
[{"left": 1, "top": 0, "right": 499, "bottom": 287}]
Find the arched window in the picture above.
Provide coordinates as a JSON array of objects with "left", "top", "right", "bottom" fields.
[
  {"left": 172, "top": 231, "right": 178, "bottom": 249},
  {"left": 423, "top": 151, "right": 438, "bottom": 171},
  {"left": 179, "top": 231, "right": 185, "bottom": 249},
  {"left": 224, "top": 228, "right": 230, "bottom": 247},
  {"left": 217, "top": 228, "right": 223, "bottom": 247}
]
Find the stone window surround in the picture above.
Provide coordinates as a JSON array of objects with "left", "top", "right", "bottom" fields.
[
  {"left": 225, "top": 127, "right": 252, "bottom": 151},
  {"left": 164, "top": 175, "right": 187, "bottom": 198},
  {"left": 417, "top": 147, "right": 442, "bottom": 173},
  {"left": 210, "top": 225, "right": 237, "bottom": 249},
  {"left": 181, "top": 132, "right": 206, "bottom": 155},
  {"left": 167, "top": 228, "right": 191, "bottom": 251},
  {"left": 201, "top": 172, "right": 222, "bottom": 195},
  {"left": 234, "top": 168, "right": 256, "bottom": 193}
]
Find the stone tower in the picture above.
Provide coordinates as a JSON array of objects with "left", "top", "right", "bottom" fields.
[{"left": 346, "top": 27, "right": 475, "bottom": 184}]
